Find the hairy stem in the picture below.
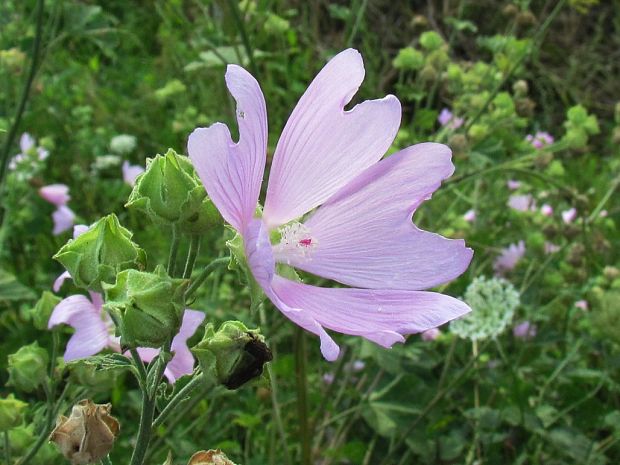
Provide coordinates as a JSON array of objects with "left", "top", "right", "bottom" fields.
[
  {"left": 294, "top": 327, "right": 312, "bottom": 465},
  {"left": 184, "top": 257, "right": 229, "bottom": 301},
  {"left": 152, "top": 373, "right": 207, "bottom": 429}
]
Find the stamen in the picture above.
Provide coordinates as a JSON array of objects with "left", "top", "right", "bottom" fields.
[{"left": 273, "top": 222, "right": 317, "bottom": 264}]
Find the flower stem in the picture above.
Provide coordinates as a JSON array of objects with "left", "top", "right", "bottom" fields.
[
  {"left": 128, "top": 387, "right": 157, "bottom": 465},
  {"left": 152, "top": 373, "right": 207, "bottom": 429},
  {"left": 294, "top": 327, "right": 312, "bottom": 465},
  {"left": 4, "top": 431, "right": 10, "bottom": 465},
  {"left": 167, "top": 224, "right": 180, "bottom": 277},
  {"left": 183, "top": 235, "right": 201, "bottom": 279},
  {"left": 184, "top": 257, "right": 229, "bottom": 301}
]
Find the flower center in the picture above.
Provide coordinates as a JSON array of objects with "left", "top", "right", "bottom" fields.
[{"left": 272, "top": 222, "right": 317, "bottom": 264}]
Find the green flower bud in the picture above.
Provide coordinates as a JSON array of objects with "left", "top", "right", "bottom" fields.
[
  {"left": 419, "top": 31, "right": 445, "bottom": 51},
  {"left": 0, "top": 395, "right": 28, "bottom": 431},
  {"left": 7, "top": 342, "right": 49, "bottom": 393},
  {"left": 54, "top": 215, "right": 146, "bottom": 293},
  {"left": 264, "top": 13, "right": 290, "bottom": 35},
  {"left": 126, "top": 149, "right": 206, "bottom": 225},
  {"left": 104, "top": 265, "right": 188, "bottom": 348},
  {"left": 192, "top": 321, "right": 272, "bottom": 390},
  {"left": 28, "top": 291, "right": 61, "bottom": 331},
  {"left": 392, "top": 47, "right": 424, "bottom": 71},
  {"left": 419, "top": 65, "right": 438, "bottom": 82},
  {"left": 180, "top": 196, "right": 223, "bottom": 236}
]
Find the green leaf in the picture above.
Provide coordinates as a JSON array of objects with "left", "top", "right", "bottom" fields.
[
  {"left": 0, "top": 270, "right": 36, "bottom": 302},
  {"left": 68, "top": 353, "right": 133, "bottom": 372}
]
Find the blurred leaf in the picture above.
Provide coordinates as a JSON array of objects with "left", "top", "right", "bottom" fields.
[{"left": 0, "top": 270, "right": 36, "bottom": 302}]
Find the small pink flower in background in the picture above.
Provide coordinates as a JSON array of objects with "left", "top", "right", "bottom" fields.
[
  {"left": 438, "top": 108, "right": 464, "bottom": 129},
  {"left": 575, "top": 300, "right": 588, "bottom": 311},
  {"left": 526, "top": 131, "right": 554, "bottom": 149},
  {"left": 540, "top": 204, "right": 553, "bottom": 217},
  {"left": 599, "top": 210, "right": 608, "bottom": 218},
  {"left": 122, "top": 160, "right": 144, "bottom": 187},
  {"left": 562, "top": 207, "right": 577, "bottom": 224},
  {"left": 494, "top": 240, "right": 526, "bottom": 276},
  {"left": 421, "top": 328, "right": 441, "bottom": 341},
  {"left": 508, "top": 194, "right": 536, "bottom": 212},
  {"left": 188, "top": 49, "right": 473, "bottom": 361},
  {"left": 9, "top": 133, "right": 49, "bottom": 169},
  {"left": 40, "top": 184, "right": 70, "bottom": 207},
  {"left": 544, "top": 242, "right": 560, "bottom": 254},
  {"left": 39, "top": 183, "right": 75, "bottom": 235},
  {"left": 507, "top": 180, "right": 521, "bottom": 190},
  {"left": 351, "top": 360, "right": 365, "bottom": 372},
  {"left": 322, "top": 373, "right": 335, "bottom": 385},
  {"left": 513, "top": 321, "right": 537, "bottom": 340},
  {"left": 463, "top": 209, "right": 476, "bottom": 222}
]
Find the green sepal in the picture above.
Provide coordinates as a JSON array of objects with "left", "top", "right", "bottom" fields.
[
  {"left": 0, "top": 394, "right": 28, "bottom": 431},
  {"left": 226, "top": 229, "right": 265, "bottom": 311},
  {"left": 104, "top": 265, "right": 188, "bottom": 348},
  {"left": 7, "top": 342, "right": 49, "bottom": 393},
  {"left": 54, "top": 214, "right": 146, "bottom": 293}
]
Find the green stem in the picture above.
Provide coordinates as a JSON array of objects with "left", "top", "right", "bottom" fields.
[
  {"left": 100, "top": 455, "right": 113, "bottom": 465},
  {"left": 183, "top": 235, "right": 201, "bottom": 279},
  {"left": 128, "top": 388, "right": 157, "bottom": 465},
  {"left": 294, "top": 327, "right": 311, "bottom": 465},
  {"left": 4, "top": 431, "right": 10, "bottom": 465},
  {"left": 184, "top": 257, "right": 229, "bottom": 301},
  {"left": 129, "top": 348, "right": 148, "bottom": 388},
  {"left": 152, "top": 373, "right": 207, "bottom": 429},
  {"left": 0, "top": 0, "right": 45, "bottom": 192},
  {"left": 167, "top": 224, "right": 180, "bottom": 277},
  {"left": 345, "top": 0, "right": 369, "bottom": 47},
  {"left": 225, "top": 0, "right": 257, "bottom": 75},
  {"left": 15, "top": 384, "right": 56, "bottom": 465}
]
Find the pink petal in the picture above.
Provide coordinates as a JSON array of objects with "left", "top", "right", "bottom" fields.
[
  {"left": 73, "top": 224, "right": 90, "bottom": 238},
  {"left": 53, "top": 271, "right": 71, "bottom": 292},
  {"left": 52, "top": 206, "right": 75, "bottom": 235},
  {"left": 122, "top": 161, "right": 144, "bottom": 187},
  {"left": 271, "top": 275, "right": 471, "bottom": 353},
  {"left": 188, "top": 65, "right": 267, "bottom": 233},
  {"left": 39, "top": 184, "right": 70, "bottom": 207},
  {"left": 275, "top": 143, "right": 472, "bottom": 290},
  {"left": 263, "top": 49, "right": 402, "bottom": 229},
  {"left": 49, "top": 295, "right": 110, "bottom": 361},
  {"left": 164, "top": 309, "right": 205, "bottom": 382}
]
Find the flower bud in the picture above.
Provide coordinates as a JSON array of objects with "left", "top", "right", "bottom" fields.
[
  {"left": 54, "top": 215, "right": 146, "bottom": 293},
  {"left": 392, "top": 47, "right": 424, "bottom": 71},
  {"left": 7, "top": 342, "right": 49, "bottom": 392},
  {"left": 188, "top": 449, "right": 237, "bottom": 465},
  {"left": 0, "top": 395, "right": 28, "bottom": 431},
  {"left": 192, "top": 321, "right": 272, "bottom": 390},
  {"left": 49, "top": 399, "right": 119, "bottom": 465},
  {"left": 28, "top": 291, "right": 61, "bottom": 330},
  {"left": 126, "top": 149, "right": 207, "bottom": 226},
  {"left": 180, "top": 196, "right": 222, "bottom": 236},
  {"left": 104, "top": 265, "right": 187, "bottom": 348}
]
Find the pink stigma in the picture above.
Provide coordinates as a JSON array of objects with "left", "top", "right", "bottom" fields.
[{"left": 299, "top": 238, "right": 312, "bottom": 247}]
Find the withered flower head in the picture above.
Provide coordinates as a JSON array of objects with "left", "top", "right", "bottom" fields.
[
  {"left": 188, "top": 449, "right": 237, "bottom": 465},
  {"left": 49, "top": 399, "right": 119, "bottom": 465}
]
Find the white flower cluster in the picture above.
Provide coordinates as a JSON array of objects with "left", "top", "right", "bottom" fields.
[
  {"left": 450, "top": 276, "right": 520, "bottom": 341},
  {"left": 110, "top": 134, "right": 137, "bottom": 155}
]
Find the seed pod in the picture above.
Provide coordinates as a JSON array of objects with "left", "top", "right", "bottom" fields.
[{"left": 188, "top": 449, "right": 236, "bottom": 465}]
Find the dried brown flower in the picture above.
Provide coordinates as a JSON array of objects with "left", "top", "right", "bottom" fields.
[
  {"left": 49, "top": 399, "right": 119, "bottom": 465},
  {"left": 188, "top": 449, "right": 236, "bottom": 465}
]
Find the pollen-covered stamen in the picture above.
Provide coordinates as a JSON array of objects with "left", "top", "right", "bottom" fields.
[{"left": 272, "top": 222, "right": 318, "bottom": 264}]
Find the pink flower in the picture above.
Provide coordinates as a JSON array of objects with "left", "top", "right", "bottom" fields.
[
  {"left": 507, "top": 180, "right": 521, "bottom": 190},
  {"left": 540, "top": 204, "right": 553, "bottom": 217},
  {"left": 600, "top": 210, "right": 608, "bottom": 218},
  {"left": 508, "top": 194, "right": 535, "bottom": 212},
  {"left": 322, "top": 373, "right": 335, "bottom": 384},
  {"left": 39, "top": 183, "right": 75, "bottom": 235},
  {"left": 9, "top": 133, "right": 49, "bottom": 169},
  {"left": 575, "top": 300, "right": 588, "bottom": 311},
  {"left": 188, "top": 49, "right": 473, "bottom": 361},
  {"left": 122, "top": 161, "right": 144, "bottom": 187},
  {"left": 49, "top": 292, "right": 204, "bottom": 383},
  {"left": 494, "top": 240, "right": 525, "bottom": 276},
  {"left": 438, "top": 108, "right": 463, "bottom": 129},
  {"left": 463, "top": 209, "right": 476, "bottom": 222},
  {"left": 513, "top": 321, "right": 537, "bottom": 339},
  {"left": 421, "top": 327, "right": 441, "bottom": 341},
  {"left": 526, "top": 131, "right": 554, "bottom": 149},
  {"left": 562, "top": 207, "right": 577, "bottom": 224}
]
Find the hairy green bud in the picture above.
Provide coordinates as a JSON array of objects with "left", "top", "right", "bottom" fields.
[
  {"left": 54, "top": 215, "right": 146, "bottom": 293},
  {"left": 7, "top": 342, "right": 49, "bottom": 393},
  {"left": 104, "top": 265, "right": 187, "bottom": 348},
  {"left": 0, "top": 395, "right": 28, "bottom": 431},
  {"left": 192, "top": 321, "right": 272, "bottom": 390},
  {"left": 28, "top": 291, "right": 61, "bottom": 331}
]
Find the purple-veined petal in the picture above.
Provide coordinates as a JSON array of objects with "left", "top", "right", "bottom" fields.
[
  {"left": 49, "top": 295, "right": 110, "bottom": 361},
  {"left": 52, "top": 206, "right": 75, "bottom": 235},
  {"left": 188, "top": 65, "right": 267, "bottom": 232},
  {"left": 39, "top": 184, "right": 70, "bottom": 207},
  {"left": 263, "top": 49, "right": 402, "bottom": 229},
  {"left": 271, "top": 275, "right": 471, "bottom": 353},
  {"left": 20, "top": 133, "right": 34, "bottom": 153},
  {"left": 244, "top": 219, "right": 340, "bottom": 361},
  {"left": 275, "top": 143, "right": 472, "bottom": 290}
]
